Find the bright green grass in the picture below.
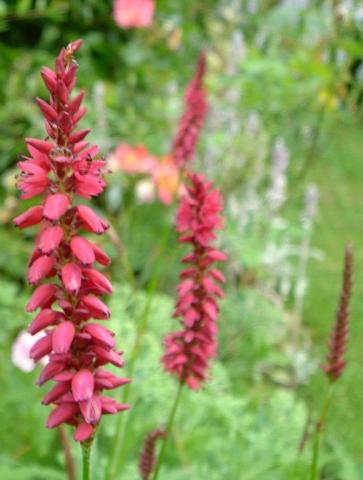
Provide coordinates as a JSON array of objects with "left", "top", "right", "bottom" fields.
[{"left": 303, "top": 119, "right": 363, "bottom": 466}]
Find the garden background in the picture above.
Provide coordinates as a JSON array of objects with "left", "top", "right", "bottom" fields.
[{"left": 0, "top": 1, "right": 362, "bottom": 479}]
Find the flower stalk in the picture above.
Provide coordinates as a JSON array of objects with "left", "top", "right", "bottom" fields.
[
  {"left": 310, "top": 243, "right": 353, "bottom": 479},
  {"left": 151, "top": 383, "right": 184, "bottom": 480},
  {"left": 81, "top": 439, "right": 93, "bottom": 480}
]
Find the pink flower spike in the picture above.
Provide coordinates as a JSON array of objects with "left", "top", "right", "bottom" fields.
[
  {"left": 46, "top": 403, "right": 79, "bottom": 429},
  {"left": 13, "top": 206, "right": 43, "bottom": 229},
  {"left": 72, "top": 369, "right": 95, "bottom": 402},
  {"left": 70, "top": 236, "right": 95, "bottom": 264},
  {"left": 28, "top": 255, "right": 55, "bottom": 284},
  {"left": 38, "top": 226, "right": 64, "bottom": 253},
  {"left": 61, "top": 263, "right": 82, "bottom": 294},
  {"left": 26, "top": 284, "right": 57, "bottom": 312},
  {"left": 74, "top": 422, "right": 94, "bottom": 442},
  {"left": 79, "top": 394, "right": 102, "bottom": 425},
  {"left": 43, "top": 193, "right": 70, "bottom": 221},
  {"left": 52, "top": 321, "right": 75, "bottom": 354},
  {"left": 15, "top": 40, "right": 129, "bottom": 438}
]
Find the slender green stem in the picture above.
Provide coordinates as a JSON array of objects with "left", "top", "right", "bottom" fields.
[
  {"left": 310, "top": 383, "right": 334, "bottom": 480},
  {"left": 81, "top": 440, "right": 93, "bottom": 480},
  {"left": 152, "top": 382, "right": 184, "bottom": 480}
]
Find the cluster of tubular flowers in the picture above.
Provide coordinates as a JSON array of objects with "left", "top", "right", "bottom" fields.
[
  {"left": 172, "top": 53, "right": 208, "bottom": 169},
  {"left": 13, "top": 40, "right": 129, "bottom": 442},
  {"left": 321, "top": 243, "right": 353, "bottom": 382},
  {"left": 162, "top": 173, "right": 226, "bottom": 390}
]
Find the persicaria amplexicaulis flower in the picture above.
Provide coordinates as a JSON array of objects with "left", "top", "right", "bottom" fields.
[
  {"left": 162, "top": 173, "right": 226, "bottom": 390},
  {"left": 13, "top": 40, "right": 129, "bottom": 442},
  {"left": 172, "top": 53, "right": 208, "bottom": 169},
  {"left": 138, "top": 428, "right": 166, "bottom": 480},
  {"left": 321, "top": 243, "right": 353, "bottom": 382}
]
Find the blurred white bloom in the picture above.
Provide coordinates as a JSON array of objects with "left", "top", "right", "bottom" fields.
[
  {"left": 11, "top": 330, "right": 47, "bottom": 372},
  {"left": 135, "top": 178, "right": 155, "bottom": 204}
]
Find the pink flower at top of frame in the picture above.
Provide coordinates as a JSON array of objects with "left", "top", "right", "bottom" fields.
[{"left": 113, "top": 0, "right": 155, "bottom": 29}]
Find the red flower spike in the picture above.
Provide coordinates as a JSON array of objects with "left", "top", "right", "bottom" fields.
[
  {"left": 139, "top": 429, "right": 167, "bottom": 480},
  {"left": 162, "top": 173, "right": 226, "bottom": 389},
  {"left": 14, "top": 41, "right": 129, "bottom": 440},
  {"left": 321, "top": 244, "right": 353, "bottom": 382},
  {"left": 172, "top": 53, "right": 208, "bottom": 168}
]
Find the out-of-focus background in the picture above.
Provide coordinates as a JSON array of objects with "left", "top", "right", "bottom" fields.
[{"left": 0, "top": 1, "right": 362, "bottom": 479}]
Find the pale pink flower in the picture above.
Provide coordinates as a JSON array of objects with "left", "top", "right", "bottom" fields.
[
  {"left": 12, "top": 330, "right": 47, "bottom": 372},
  {"left": 113, "top": 0, "right": 155, "bottom": 29}
]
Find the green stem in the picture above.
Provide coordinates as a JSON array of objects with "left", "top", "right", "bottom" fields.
[
  {"left": 152, "top": 383, "right": 184, "bottom": 480},
  {"left": 81, "top": 440, "right": 93, "bottom": 480},
  {"left": 310, "top": 383, "right": 334, "bottom": 480}
]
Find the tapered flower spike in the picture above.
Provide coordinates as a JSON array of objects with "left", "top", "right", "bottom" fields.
[
  {"left": 321, "top": 243, "right": 353, "bottom": 382},
  {"left": 162, "top": 172, "right": 226, "bottom": 390},
  {"left": 139, "top": 429, "right": 167, "bottom": 480},
  {"left": 14, "top": 40, "right": 129, "bottom": 443},
  {"left": 172, "top": 53, "right": 208, "bottom": 168}
]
